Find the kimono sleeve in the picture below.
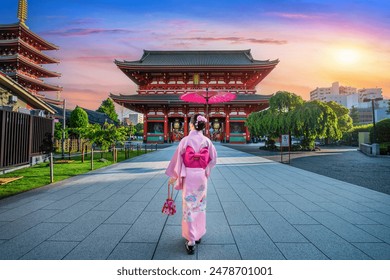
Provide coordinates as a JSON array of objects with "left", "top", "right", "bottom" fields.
[
  {"left": 205, "top": 141, "right": 217, "bottom": 178},
  {"left": 165, "top": 139, "right": 187, "bottom": 190}
]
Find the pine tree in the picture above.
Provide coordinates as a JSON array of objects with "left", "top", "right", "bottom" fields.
[{"left": 97, "top": 98, "right": 119, "bottom": 124}]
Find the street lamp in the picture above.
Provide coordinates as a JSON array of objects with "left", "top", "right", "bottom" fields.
[{"left": 363, "top": 97, "right": 383, "bottom": 144}]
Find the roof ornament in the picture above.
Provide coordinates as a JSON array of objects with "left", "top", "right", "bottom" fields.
[{"left": 17, "top": 0, "right": 28, "bottom": 26}]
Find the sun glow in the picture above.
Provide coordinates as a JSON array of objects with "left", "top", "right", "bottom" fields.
[{"left": 335, "top": 48, "right": 360, "bottom": 65}]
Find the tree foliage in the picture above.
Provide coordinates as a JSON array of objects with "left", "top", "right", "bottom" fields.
[
  {"left": 326, "top": 101, "right": 353, "bottom": 134},
  {"left": 269, "top": 91, "right": 304, "bottom": 113},
  {"left": 292, "top": 101, "right": 340, "bottom": 148},
  {"left": 371, "top": 118, "right": 390, "bottom": 143},
  {"left": 349, "top": 105, "right": 360, "bottom": 125},
  {"left": 85, "top": 122, "right": 131, "bottom": 151},
  {"left": 69, "top": 106, "right": 89, "bottom": 139},
  {"left": 97, "top": 98, "right": 119, "bottom": 124}
]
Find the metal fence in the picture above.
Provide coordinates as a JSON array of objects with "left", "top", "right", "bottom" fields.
[{"left": 0, "top": 109, "right": 54, "bottom": 169}]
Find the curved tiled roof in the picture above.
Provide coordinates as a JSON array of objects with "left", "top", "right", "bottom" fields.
[{"left": 116, "top": 50, "right": 279, "bottom": 67}]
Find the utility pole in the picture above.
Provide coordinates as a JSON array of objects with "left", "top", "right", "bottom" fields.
[{"left": 62, "top": 99, "right": 66, "bottom": 159}]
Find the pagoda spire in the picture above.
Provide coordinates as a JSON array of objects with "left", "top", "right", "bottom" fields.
[{"left": 17, "top": 0, "right": 28, "bottom": 26}]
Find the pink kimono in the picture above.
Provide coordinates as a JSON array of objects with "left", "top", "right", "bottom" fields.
[{"left": 166, "top": 130, "right": 217, "bottom": 242}]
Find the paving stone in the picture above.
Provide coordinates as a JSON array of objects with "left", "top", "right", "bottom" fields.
[
  {"left": 93, "top": 193, "right": 133, "bottom": 211},
  {"left": 108, "top": 243, "right": 156, "bottom": 260},
  {"left": 0, "top": 221, "right": 8, "bottom": 229},
  {"left": 198, "top": 244, "right": 241, "bottom": 260},
  {"left": 357, "top": 225, "right": 390, "bottom": 243},
  {"left": 144, "top": 194, "right": 169, "bottom": 212},
  {"left": 20, "top": 241, "right": 79, "bottom": 260},
  {"left": 323, "top": 196, "right": 377, "bottom": 212},
  {"left": 254, "top": 189, "right": 286, "bottom": 202},
  {"left": 153, "top": 225, "right": 197, "bottom": 260},
  {"left": 0, "top": 200, "right": 55, "bottom": 222},
  {"left": 360, "top": 202, "right": 390, "bottom": 215},
  {"left": 104, "top": 201, "right": 148, "bottom": 224},
  {"left": 64, "top": 224, "right": 130, "bottom": 260},
  {"left": 307, "top": 212, "right": 380, "bottom": 243},
  {"left": 83, "top": 186, "right": 121, "bottom": 201},
  {"left": 122, "top": 212, "right": 167, "bottom": 243},
  {"left": 316, "top": 202, "right": 378, "bottom": 224},
  {"left": 117, "top": 183, "right": 144, "bottom": 195},
  {"left": 295, "top": 225, "right": 370, "bottom": 259},
  {"left": 0, "top": 222, "right": 67, "bottom": 260},
  {"left": 253, "top": 212, "right": 307, "bottom": 243},
  {"left": 292, "top": 188, "right": 332, "bottom": 203},
  {"left": 50, "top": 210, "right": 113, "bottom": 241},
  {"left": 205, "top": 194, "right": 223, "bottom": 212},
  {"left": 203, "top": 212, "right": 235, "bottom": 244},
  {"left": 276, "top": 243, "right": 329, "bottom": 260},
  {"left": 238, "top": 194, "right": 274, "bottom": 212},
  {"left": 129, "top": 188, "right": 159, "bottom": 202},
  {"left": 352, "top": 243, "right": 390, "bottom": 260},
  {"left": 231, "top": 225, "right": 285, "bottom": 260},
  {"left": 221, "top": 201, "right": 257, "bottom": 225},
  {"left": 215, "top": 187, "right": 240, "bottom": 202},
  {"left": 359, "top": 212, "right": 390, "bottom": 227},
  {"left": 43, "top": 193, "right": 90, "bottom": 210},
  {"left": 0, "top": 195, "right": 38, "bottom": 209},
  {"left": 0, "top": 209, "right": 59, "bottom": 239},
  {"left": 47, "top": 200, "right": 100, "bottom": 223},
  {"left": 281, "top": 194, "right": 326, "bottom": 212},
  {"left": 269, "top": 202, "right": 318, "bottom": 225}
]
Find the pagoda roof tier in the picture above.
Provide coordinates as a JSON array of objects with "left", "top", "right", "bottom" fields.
[
  {"left": 116, "top": 50, "right": 279, "bottom": 68},
  {"left": 8, "top": 72, "right": 62, "bottom": 92},
  {"left": 110, "top": 92, "right": 271, "bottom": 111},
  {"left": 0, "top": 23, "right": 59, "bottom": 51},
  {"left": 0, "top": 39, "right": 59, "bottom": 64},
  {"left": 0, "top": 54, "right": 61, "bottom": 77},
  {"left": 0, "top": 72, "right": 55, "bottom": 114}
]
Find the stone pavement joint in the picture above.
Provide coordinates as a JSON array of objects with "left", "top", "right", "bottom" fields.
[{"left": 0, "top": 144, "right": 389, "bottom": 260}]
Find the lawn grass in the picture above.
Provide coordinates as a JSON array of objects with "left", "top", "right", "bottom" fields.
[{"left": 0, "top": 149, "right": 149, "bottom": 200}]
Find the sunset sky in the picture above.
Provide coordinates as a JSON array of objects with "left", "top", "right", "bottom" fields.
[{"left": 2, "top": 0, "right": 390, "bottom": 111}]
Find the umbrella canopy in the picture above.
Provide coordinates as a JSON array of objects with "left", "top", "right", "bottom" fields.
[{"left": 180, "top": 90, "right": 236, "bottom": 104}]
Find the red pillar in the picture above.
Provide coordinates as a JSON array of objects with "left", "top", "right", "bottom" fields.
[
  {"left": 184, "top": 109, "right": 188, "bottom": 136},
  {"left": 226, "top": 105, "right": 230, "bottom": 143},
  {"left": 143, "top": 114, "right": 147, "bottom": 143},
  {"left": 164, "top": 110, "right": 168, "bottom": 143}
]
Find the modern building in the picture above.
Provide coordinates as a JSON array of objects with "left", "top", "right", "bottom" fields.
[
  {"left": 111, "top": 49, "right": 279, "bottom": 143},
  {"left": 128, "top": 113, "right": 143, "bottom": 125},
  {"left": 355, "top": 99, "right": 389, "bottom": 125},
  {"left": 310, "top": 82, "right": 384, "bottom": 109}
]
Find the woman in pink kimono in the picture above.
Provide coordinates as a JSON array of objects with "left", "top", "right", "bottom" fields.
[{"left": 166, "top": 114, "right": 217, "bottom": 255}]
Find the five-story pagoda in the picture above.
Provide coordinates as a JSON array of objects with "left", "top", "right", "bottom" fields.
[
  {"left": 0, "top": 0, "right": 62, "bottom": 97},
  {"left": 111, "top": 50, "right": 278, "bottom": 143}
]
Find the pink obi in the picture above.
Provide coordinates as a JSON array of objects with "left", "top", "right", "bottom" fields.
[{"left": 183, "top": 146, "right": 210, "bottom": 169}]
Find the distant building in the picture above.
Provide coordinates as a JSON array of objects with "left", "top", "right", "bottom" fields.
[
  {"left": 310, "top": 82, "right": 383, "bottom": 109},
  {"left": 128, "top": 113, "right": 143, "bottom": 125},
  {"left": 355, "top": 99, "right": 389, "bottom": 125}
]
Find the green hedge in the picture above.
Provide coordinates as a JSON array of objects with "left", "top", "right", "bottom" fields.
[{"left": 343, "top": 124, "right": 373, "bottom": 146}]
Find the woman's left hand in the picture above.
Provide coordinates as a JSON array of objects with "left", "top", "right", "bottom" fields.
[{"left": 168, "top": 177, "right": 177, "bottom": 185}]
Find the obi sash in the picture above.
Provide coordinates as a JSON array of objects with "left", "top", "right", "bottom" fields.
[{"left": 183, "top": 146, "right": 210, "bottom": 169}]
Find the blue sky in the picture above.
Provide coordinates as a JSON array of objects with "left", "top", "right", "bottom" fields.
[{"left": 2, "top": 0, "right": 390, "bottom": 109}]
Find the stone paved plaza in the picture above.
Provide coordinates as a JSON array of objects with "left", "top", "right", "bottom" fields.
[{"left": 0, "top": 144, "right": 389, "bottom": 260}]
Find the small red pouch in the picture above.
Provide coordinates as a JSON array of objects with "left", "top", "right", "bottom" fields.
[{"left": 162, "top": 183, "right": 176, "bottom": 216}]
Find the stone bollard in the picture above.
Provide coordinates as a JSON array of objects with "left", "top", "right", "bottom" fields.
[{"left": 372, "top": 143, "right": 380, "bottom": 156}]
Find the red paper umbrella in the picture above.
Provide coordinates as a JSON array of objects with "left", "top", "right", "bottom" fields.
[{"left": 180, "top": 89, "right": 237, "bottom": 104}]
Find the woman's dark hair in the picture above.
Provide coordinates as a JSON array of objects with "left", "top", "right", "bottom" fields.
[{"left": 190, "top": 113, "right": 206, "bottom": 131}]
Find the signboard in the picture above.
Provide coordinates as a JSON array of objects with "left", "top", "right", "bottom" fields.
[{"left": 281, "top": 134, "right": 289, "bottom": 147}]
